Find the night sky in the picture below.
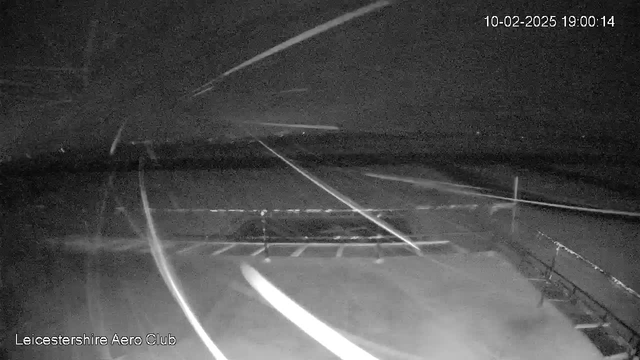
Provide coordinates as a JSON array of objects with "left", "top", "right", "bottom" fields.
[{"left": 1, "top": 0, "right": 638, "bottom": 154}]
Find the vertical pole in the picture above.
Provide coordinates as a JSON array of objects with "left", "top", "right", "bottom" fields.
[
  {"left": 375, "top": 234, "right": 383, "bottom": 264},
  {"left": 511, "top": 176, "right": 519, "bottom": 234},
  {"left": 547, "top": 244, "right": 560, "bottom": 282},
  {"left": 261, "top": 210, "right": 270, "bottom": 262}
]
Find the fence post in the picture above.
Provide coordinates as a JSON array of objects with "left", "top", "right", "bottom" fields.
[
  {"left": 547, "top": 244, "right": 560, "bottom": 281},
  {"left": 261, "top": 210, "right": 270, "bottom": 262},
  {"left": 375, "top": 234, "right": 384, "bottom": 264}
]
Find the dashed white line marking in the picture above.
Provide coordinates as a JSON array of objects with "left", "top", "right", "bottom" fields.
[
  {"left": 291, "top": 244, "right": 310, "bottom": 257},
  {"left": 210, "top": 244, "right": 235, "bottom": 256},
  {"left": 251, "top": 246, "right": 267, "bottom": 257},
  {"left": 177, "top": 242, "right": 209, "bottom": 254}
]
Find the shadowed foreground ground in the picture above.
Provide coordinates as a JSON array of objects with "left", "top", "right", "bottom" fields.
[{"left": 5, "top": 250, "right": 603, "bottom": 360}]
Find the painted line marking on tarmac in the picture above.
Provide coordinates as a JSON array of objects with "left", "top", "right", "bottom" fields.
[
  {"left": 251, "top": 246, "right": 267, "bottom": 257},
  {"left": 291, "top": 244, "right": 310, "bottom": 257},
  {"left": 210, "top": 244, "right": 235, "bottom": 256},
  {"left": 177, "top": 242, "right": 209, "bottom": 254}
]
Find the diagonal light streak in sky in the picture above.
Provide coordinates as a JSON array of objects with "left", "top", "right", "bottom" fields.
[
  {"left": 190, "top": 0, "right": 393, "bottom": 97},
  {"left": 109, "top": 118, "right": 128, "bottom": 156}
]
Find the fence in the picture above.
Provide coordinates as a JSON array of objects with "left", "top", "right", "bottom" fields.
[{"left": 506, "top": 219, "right": 640, "bottom": 358}]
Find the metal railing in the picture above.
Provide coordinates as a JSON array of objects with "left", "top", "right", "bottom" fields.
[{"left": 506, "top": 221, "right": 640, "bottom": 358}]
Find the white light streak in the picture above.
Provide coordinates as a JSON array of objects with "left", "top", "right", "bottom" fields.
[
  {"left": 241, "top": 263, "right": 380, "bottom": 360},
  {"left": 109, "top": 119, "right": 128, "bottom": 156},
  {"left": 244, "top": 121, "right": 339, "bottom": 130},
  {"left": 254, "top": 138, "right": 421, "bottom": 252},
  {"left": 138, "top": 160, "right": 229, "bottom": 360},
  {"left": 367, "top": 172, "right": 640, "bottom": 217},
  {"left": 191, "top": 0, "right": 393, "bottom": 97},
  {"left": 364, "top": 172, "right": 488, "bottom": 191}
]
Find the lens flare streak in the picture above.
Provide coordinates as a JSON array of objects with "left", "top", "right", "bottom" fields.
[
  {"left": 190, "top": 0, "right": 393, "bottom": 97},
  {"left": 241, "top": 263, "right": 380, "bottom": 360},
  {"left": 366, "top": 172, "right": 640, "bottom": 217},
  {"left": 138, "top": 158, "right": 229, "bottom": 360},
  {"left": 254, "top": 138, "right": 421, "bottom": 252}
]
